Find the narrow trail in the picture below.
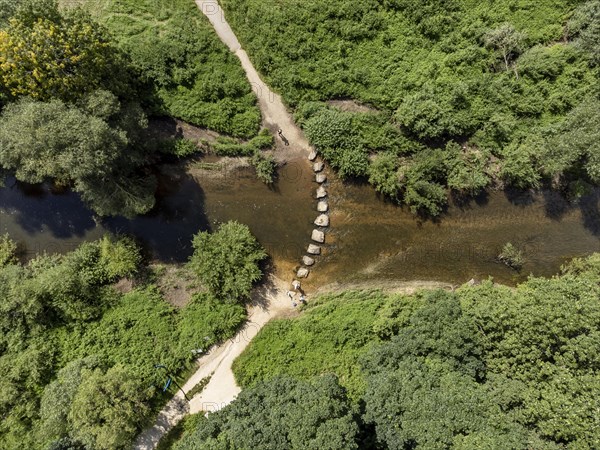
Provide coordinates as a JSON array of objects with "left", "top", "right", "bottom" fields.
[
  {"left": 196, "top": 0, "right": 313, "bottom": 157},
  {"left": 134, "top": 2, "right": 316, "bottom": 448}
]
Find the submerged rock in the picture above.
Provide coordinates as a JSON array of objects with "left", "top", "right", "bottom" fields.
[
  {"left": 308, "top": 150, "right": 317, "bottom": 161},
  {"left": 307, "top": 244, "right": 321, "bottom": 255},
  {"left": 314, "top": 214, "right": 329, "bottom": 227},
  {"left": 311, "top": 229, "right": 325, "bottom": 243},
  {"left": 315, "top": 173, "right": 327, "bottom": 183},
  {"left": 316, "top": 186, "right": 327, "bottom": 199},
  {"left": 317, "top": 201, "right": 328, "bottom": 212},
  {"left": 313, "top": 162, "right": 324, "bottom": 172},
  {"left": 302, "top": 255, "right": 315, "bottom": 266},
  {"left": 297, "top": 267, "right": 310, "bottom": 278}
]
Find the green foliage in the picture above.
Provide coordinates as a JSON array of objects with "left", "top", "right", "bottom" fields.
[
  {"left": 304, "top": 108, "right": 370, "bottom": 179},
  {"left": 569, "top": 1, "right": 600, "bottom": 66},
  {"left": 445, "top": 142, "right": 491, "bottom": 195},
  {"left": 0, "top": 3, "right": 126, "bottom": 102},
  {"left": 69, "top": 364, "right": 152, "bottom": 450},
  {"left": 0, "top": 233, "right": 17, "bottom": 267},
  {"left": 172, "top": 139, "right": 200, "bottom": 158},
  {"left": 176, "top": 293, "right": 247, "bottom": 355},
  {"left": 233, "top": 291, "right": 390, "bottom": 400},
  {"left": 174, "top": 375, "right": 359, "bottom": 450},
  {"left": 0, "top": 237, "right": 247, "bottom": 448},
  {"left": 368, "top": 152, "right": 400, "bottom": 199},
  {"left": 86, "top": 0, "right": 261, "bottom": 137},
  {"left": 227, "top": 255, "right": 600, "bottom": 449},
  {"left": 0, "top": 96, "right": 156, "bottom": 217},
  {"left": 220, "top": 0, "right": 600, "bottom": 213},
  {"left": 188, "top": 221, "right": 267, "bottom": 303},
  {"left": 497, "top": 242, "right": 524, "bottom": 270},
  {"left": 212, "top": 129, "right": 274, "bottom": 157},
  {"left": 251, "top": 151, "right": 276, "bottom": 184}
]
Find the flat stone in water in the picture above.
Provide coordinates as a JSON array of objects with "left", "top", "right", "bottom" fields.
[
  {"left": 317, "top": 201, "right": 328, "bottom": 212},
  {"left": 307, "top": 244, "right": 321, "bottom": 255},
  {"left": 308, "top": 150, "right": 317, "bottom": 161},
  {"left": 313, "top": 162, "right": 324, "bottom": 172},
  {"left": 302, "top": 255, "right": 315, "bottom": 266},
  {"left": 316, "top": 186, "right": 327, "bottom": 199},
  {"left": 315, "top": 173, "right": 327, "bottom": 183},
  {"left": 297, "top": 267, "right": 310, "bottom": 278},
  {"left": 311, "top": 229, "right": 325, "bottom": 243},
  {"left": 314, "top": 214, "right": 329, "bottom": 227}
]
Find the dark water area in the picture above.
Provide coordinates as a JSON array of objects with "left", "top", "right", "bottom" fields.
[
  {"left": 1, "top": 159, "right": 599, "bottom": 286},
  {"left": 0, "top": 159, "right": 316, "bottom": 279}
]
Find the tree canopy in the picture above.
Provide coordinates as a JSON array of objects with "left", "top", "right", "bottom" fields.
[{"left": 188, "top": 221, "right": 267, "bottom": 303}]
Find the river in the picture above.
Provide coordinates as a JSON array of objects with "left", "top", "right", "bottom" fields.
[{"left": 1, "top": 155, "right": 598, "bottom": 287}]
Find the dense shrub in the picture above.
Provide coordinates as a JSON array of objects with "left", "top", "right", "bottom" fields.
[
  {"left": 225, "top": 254, "right": 600, "bottom": 449},
  {"left": 220, "top": 0, "right": 600, "bottom": 215},
  {"left": 188, "top": 221, "right": 267, "bottom": 302}
]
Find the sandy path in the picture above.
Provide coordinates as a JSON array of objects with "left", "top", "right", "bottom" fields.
[
  {"left": 197, "top": 0, "right": 313, "bottom": 160},
  {"left": 134, "top": 3, "right": 314, "bottom": 448},
  {"left": 134, "top": 277, "right": 292, "bottom": 450}
]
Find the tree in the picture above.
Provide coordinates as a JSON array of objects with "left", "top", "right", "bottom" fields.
[
  {"left": 569, "top": 1, "right": 600, "bottom": 65},
  {"left": 0, "top": 97, "right": 156, "bottom": 217},
  {"left": 445, "top": 142, "right": 490, "bottom": 195},
  {"left": 484, "top": 24, "right": 526, "bottom": 74},
  {"left": 69, "top": 364, "right": 152, "bottom": 450},
  {"left": 38, "top": 357, "right": 101, "bottom": 447},
  {"left": 175, "top": 375, "right": 360, "bottom": 450},
  {"left": 368, "top": 152, "right": 401, "bottom": 199},
  {"left": 188, "top": 221, "right": 267, "bottom": 302},
  {"left": 0, "top": 6, "right": 115, "bottom": 102}
]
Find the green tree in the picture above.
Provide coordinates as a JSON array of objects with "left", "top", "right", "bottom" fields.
[
  {"left": 368, "top": 152, "right": 401, "bottom": 199},
  {"left": 38, "top": 357, "right": 101, "bottom": 448},
  {"left": 0, "top": 5, "right": 116, "bottom": 102},
  {"left": 188, "top": 221, "right": 267, "bottom": 302},
  {"left": 69, "top": 364, "right": 152, "bottom": 450},
  {"left": 569, "top": 0, "right": 600, "bottom": 65},
  {"left": 484, "top": 23, "right": 526, "bottom": 74},
  {"left": 0, "top": 97, "right": 156, "bottom": 217},
  {"left": 175, "top": 375, "right": 359, "bottom": 450}
]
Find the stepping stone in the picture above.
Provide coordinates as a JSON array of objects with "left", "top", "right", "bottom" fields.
[
  {"left": 302, "top": 255, "right": 315, "bottom": 266},
  {"left": 316, "top": 186, "right": 327, "bottom": 199},
  {"left": 313, "top": 162, "right": 324, "bottom": 172},
  {"left": 311, "top": 229, "right": 325, "bottom": 243},
  {"left": 308, "top": 150, "right": 317, "bottom": 161},
  {"left": 317, "top": 201, "right": 328, "bottom": 212},
  {"left": 314, "top": 214, "right": 329, "bottom": 227},
  {"left": 307, "top": 244, "right": 321, "bottom": 255},
  {"left": 297, "top": 267, "right": 310, "bottom": 278},
  {"left": 315, "top": 173, "right": 327, "bottom": 183}
]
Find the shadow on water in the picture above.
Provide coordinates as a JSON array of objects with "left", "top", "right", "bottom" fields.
[
  {"left": 578, "top": 189, "right": 600, "bottom": 236},
  {"left": 0, "top": 177, "right": 97, "bottom": 239},
  {"left": 542, "top": 189, "right": 570, "bottom": 221},
  {"left": 504, "top": 188, "right": 536, "bottom": 207},
  {"left": 103, "top": 166, "right": 210, "bottom": 262}
]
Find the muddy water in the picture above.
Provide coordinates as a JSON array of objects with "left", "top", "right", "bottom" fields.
[
  {"left": 0, "top": 158, "right": 598, "bottom": 286},
  {"left": 317, "top": 176, "right": 600, "bottom": 285}
]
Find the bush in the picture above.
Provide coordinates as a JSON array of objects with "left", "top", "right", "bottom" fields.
[
  {"left": 251, "top": 152, "right": 277, "bottom": 184},
  {"left": 188, "top": 221, "right": 267, "bottom": 302},
  {"left": 0, "top": 233, "right": 17, "bottom": 267},
  {"left": 497, "top": 242, "right": 524, "bottom": 270}
]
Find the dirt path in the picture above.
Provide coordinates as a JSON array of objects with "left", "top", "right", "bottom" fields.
[
  {"left": 196, "top": 0, "right": 313, "bottom": 161},
  {"left": 134, "top": 277, "right": 292, "bottom": 450},
  {"left": 134, "top": 3, "right": 314, "bottom": 447}
]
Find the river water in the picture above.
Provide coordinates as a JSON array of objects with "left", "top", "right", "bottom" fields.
[{"left": 1, "top": 156, "right": 598, "bottom": 286}]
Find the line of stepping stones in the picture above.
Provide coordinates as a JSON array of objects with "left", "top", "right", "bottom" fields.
[{"left": 296, "top": 150, "right": 328, "bottom": 279}]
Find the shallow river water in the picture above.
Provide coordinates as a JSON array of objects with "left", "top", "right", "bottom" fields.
[{"left": 0, "top": 155, "right": 598, "bottom": 287}]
